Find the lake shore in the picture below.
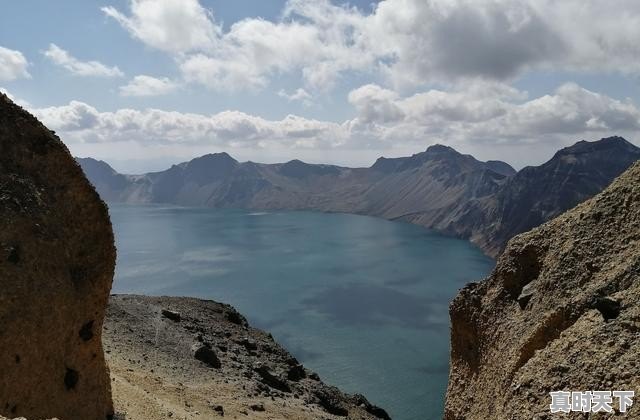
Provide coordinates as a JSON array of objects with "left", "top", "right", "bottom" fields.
[{"left": 104, "top": 294, "right": 390, "bottom": 420}]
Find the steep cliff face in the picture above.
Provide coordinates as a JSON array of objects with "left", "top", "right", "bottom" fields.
[
  {"left": 445, "top": 162, "right": 640, "bottom": 419},
  {"left": 0, "top": 94, "right": 115, "bottom": 419},
  {"left": 449, "top": 136, "right": 640, "bottom": 256}
]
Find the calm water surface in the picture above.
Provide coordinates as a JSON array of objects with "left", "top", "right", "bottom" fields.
[{"left": 110, "top": 204, "right": 494, "bottom": 420}]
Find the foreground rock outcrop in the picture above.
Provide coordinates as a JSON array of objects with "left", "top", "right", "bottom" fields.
[
  {"left": 0, "top": 94, "right": 115, "bottom": 419},
  {"left": 105, "top": 295, "right": 389, "bottom": 420},
  {"left": 445, "top": 162, "right": 640, "bottom": 419}
]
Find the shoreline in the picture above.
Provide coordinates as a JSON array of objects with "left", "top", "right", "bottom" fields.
[{"left": 104, "top": 294, "right": 390, "bottom": 420}]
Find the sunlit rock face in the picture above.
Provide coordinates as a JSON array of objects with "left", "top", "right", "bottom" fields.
[{"left": 446, "top": 162, "right": 640, "bottom": 419}]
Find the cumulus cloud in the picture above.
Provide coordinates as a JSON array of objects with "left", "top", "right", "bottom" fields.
[
  {"left": 0, "top": 46, "right": 30, "bottom": 81},
  {"left": 33, "top": 101, "right": 347, "bottom": 150},
  {"left": 102, "top": 0, "right": 640, "bottom": 92},
  {"left": 348, "top": 84, "right": 404, "bottom": 123},
  {"left": 278, "top": 88, "right": 313, "bottom": 106},
  {"left": 43, "top": 44, "right": 124, "bottom": 77},
  {"left": 102, "top": 0, "right": 219, "bottom": 53},
  {"left": 30, "top": 81, "right": 639, "bottom": 164},
  {"left": 347, "top": 82, "right": 640, "bottom": 150},
  {"left": 365, "top": 0, "right": 565, "bottom": 87},
  {"left": 103, "top": 0, "right": 378, "bottom": 91},
  {"left": 119, "top": 75, "right": 179, "bottom": 96}
]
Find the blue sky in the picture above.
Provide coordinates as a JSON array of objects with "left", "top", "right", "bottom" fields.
[{"left": 1, "top": 0, "right": 640, "bottom": 173}]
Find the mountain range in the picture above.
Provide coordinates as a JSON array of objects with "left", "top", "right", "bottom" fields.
[{"left": 78, "top": 136, "right": 640, "bottom": 257}]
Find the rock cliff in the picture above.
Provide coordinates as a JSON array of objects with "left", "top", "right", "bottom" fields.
[
  {"left": 445, "top": 162, "right": 640, "bottom": 419},
  {"left": 0, "top": 94, "right": 115, "bottom": 418}
]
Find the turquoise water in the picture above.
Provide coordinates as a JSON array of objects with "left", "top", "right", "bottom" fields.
[{"left": 109, "top": 204, "right": 494, "bottom": 420}]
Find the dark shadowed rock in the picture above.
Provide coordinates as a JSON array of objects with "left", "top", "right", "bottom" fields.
[
  {"left": 0, "top": 94, "right": 115, "bottom": 419},
  {"left": 161, "top": 309, "right": 181, "bottom": 322},
  {"left": 313, "top": 386, "right": 349, "bottom": 416},
  {"left": 255, "top": 365, "right": 291, "bottom": 392},
  {"left": 589, "top": 296, "right": 621, "bottom": 322},
  {"left": 192, "top": 343, "right": 221, "bottom": 368},
  {"left": 350, "top": 394, "right": 392, "bottom": 420}
]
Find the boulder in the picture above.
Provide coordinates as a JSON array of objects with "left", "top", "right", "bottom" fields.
[
  {"left": 0, "top": 94, "right": 115, "bottom": 419},
  {"left": 192, "top": 343, "right": 221, "bottom": 368}
]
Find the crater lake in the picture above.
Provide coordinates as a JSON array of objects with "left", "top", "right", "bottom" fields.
[{"left": 110, "top": 204, "right": 494, "bottom": 420}]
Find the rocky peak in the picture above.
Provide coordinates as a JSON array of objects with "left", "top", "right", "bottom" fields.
[
  {"left": 425, "top": 144, "right": 458, "bottom": 154},
  {"left": 554, "top": 136, "right": 637, "bottom": 157},
  {"left": 182, "top": 152, "right": 239, "bottom": 185}
]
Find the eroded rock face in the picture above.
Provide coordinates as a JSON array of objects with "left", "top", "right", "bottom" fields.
[
  {"left": 0, "top": 94, "right": 115, "bottom": 419},
  {"left": 445, "top": 162, "right": 640, "bottom": 419}
]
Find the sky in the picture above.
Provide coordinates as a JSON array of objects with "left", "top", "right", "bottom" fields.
[{"left": 1, "top": 0, "right": 640, "bottom": 173}]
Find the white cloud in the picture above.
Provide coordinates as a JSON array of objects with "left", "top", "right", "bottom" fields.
[
  {"left": 103, "top": 0, "right": 640, "bottom": 92},
  {"left": 0, "top": 46, "right": 30, "bottom": 81},
  {"left": 119, "top": 75, "right": 179, "bottom": 96},
  {"left": 33, "top": 101, "right": 347, "bottom": 150},
  {"left": 348, "top": 84, "right": 404, "bottom": 124},
  {"left": 347, "top": 81, "right": 640, "bottom": 152},
  {"left": 102, "top": 0, "right": 219, "bottom": 53},
  {"left": 29, "top": 81, "right": 639, "bottom": 169},
  {"left": 278, "top": 88, "right": 313, "bottom": 106},
  {"left": 43, "top": 44, "right": 124, "bottom": 78},
  {"left": 104, "top": 0, "right": 377, "bottom": 91}
]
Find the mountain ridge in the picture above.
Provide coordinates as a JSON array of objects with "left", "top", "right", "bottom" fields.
[{"left": 78, "top": 136, "right": 640, "bottom": 257}]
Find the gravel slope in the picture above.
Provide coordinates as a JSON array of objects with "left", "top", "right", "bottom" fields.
[{"left": 104, "top": 295, "right": 390, "bottom": 420}]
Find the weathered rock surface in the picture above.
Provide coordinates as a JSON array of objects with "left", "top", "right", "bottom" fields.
[
  {"left": 0, "top": 94, "right": 115, "bottom": 419},
  {"left": 105, "top": 295, "right": 390, "bottom": 420},
  {"left": 445, "top": 162, "right": 640, "bottom": 419},
  {"left": 79, "top": 137, "right": 639, "bottom": 256}
]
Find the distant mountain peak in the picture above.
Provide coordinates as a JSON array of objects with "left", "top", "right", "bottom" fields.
[
  {"left": 278, "top": 159, "right": 339, "bottom": 178},
  {"left": 178, "top": 152, "right": 239, "bottom": 186},
  {"left": 195, "top": 152, "right": 238, "bottom": 163},
  {"left": 372, "top": 144, "right": 471, "bottom": 173},
  {"left": 555, "top": 136, "right": 638, "bottom": 157},
  {"left": 76, "top": 157, "right": 118, "bottom": 176},
  {"left": 425, "top": 144, "right": 458, "bottom": 154}
]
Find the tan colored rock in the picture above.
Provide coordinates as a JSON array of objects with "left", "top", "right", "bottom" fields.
[
  {"left": 445, "top": 162, "right": 640, "bottom": 419},
  {"left": 0, "top": 94, "right": 115, "bottom": 419}
]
